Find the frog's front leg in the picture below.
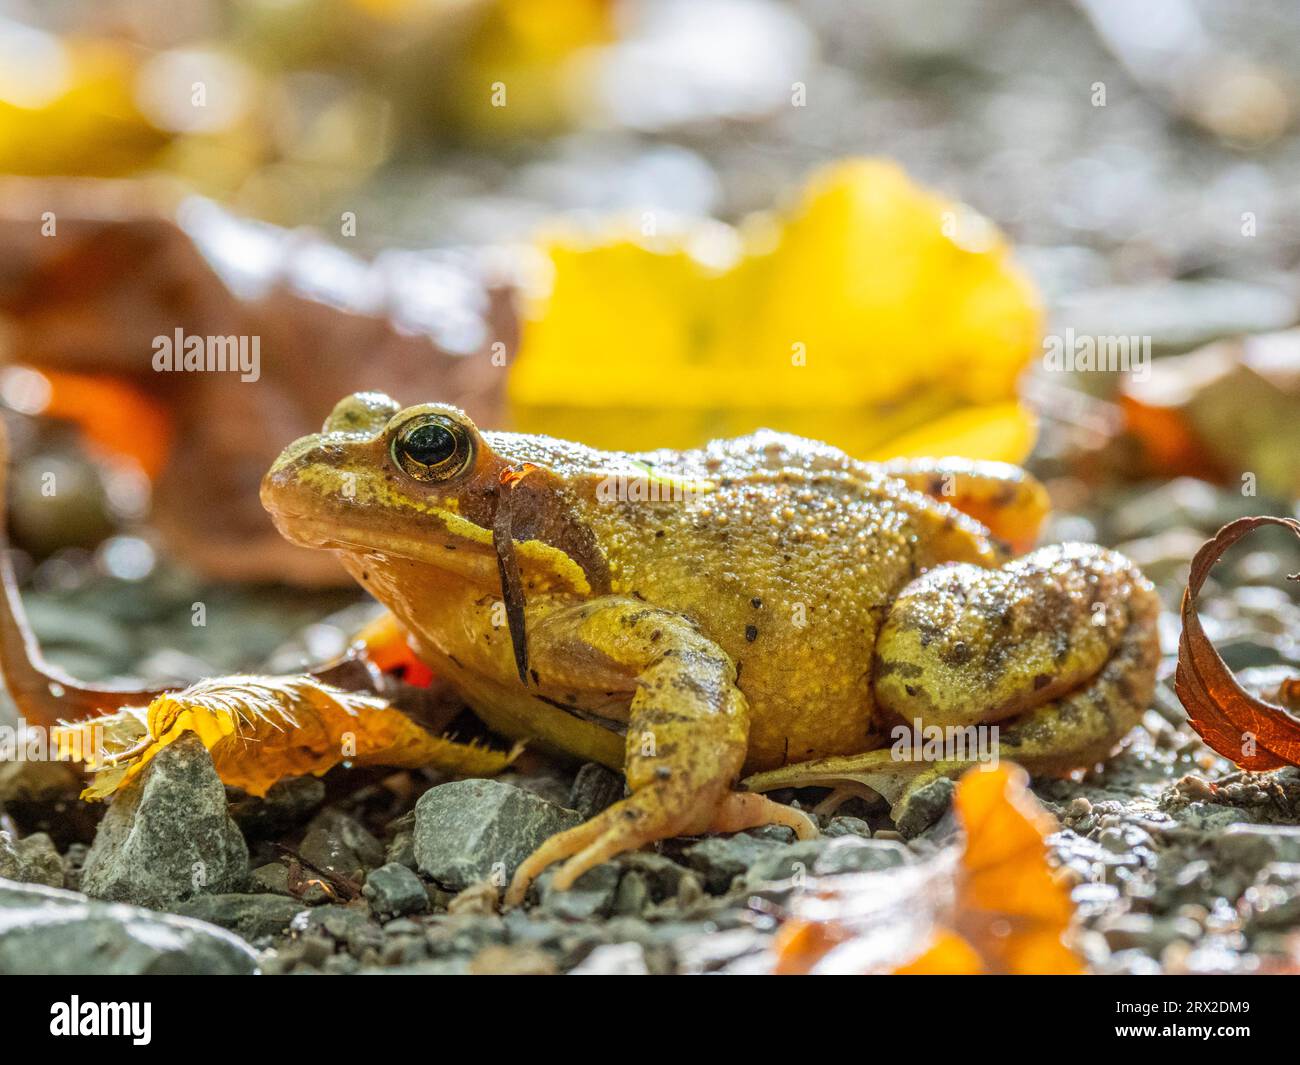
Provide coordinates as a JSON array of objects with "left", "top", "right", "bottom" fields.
[{"left": 504, "top": 598, "right": 815, "bottom": 907}]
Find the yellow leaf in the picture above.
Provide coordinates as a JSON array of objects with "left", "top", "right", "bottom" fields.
[
  {"left": 0, "top": 39, "right": 171, "bottom": 176},
  {"left": 863, "top": 401, "right": 1038, "bottom": 465},
  {"left": 52, "top": 675, "right": 518, "bottom": 799},
  {"left": 509, "top": 158, "right": 1042, "bottom": 461}
]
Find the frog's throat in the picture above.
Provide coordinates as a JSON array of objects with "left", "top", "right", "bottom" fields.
[{"left": 275, "top": 508, "right": 591, "bottom": 597}]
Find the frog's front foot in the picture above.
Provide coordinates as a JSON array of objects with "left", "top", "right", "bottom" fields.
[{"left": 504, "top": 597, "right": 816, "bottom": 907}]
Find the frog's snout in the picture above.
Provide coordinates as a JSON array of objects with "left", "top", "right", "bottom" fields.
[{"left": 323, "top": 391, "right": 402, "bottom": 435}]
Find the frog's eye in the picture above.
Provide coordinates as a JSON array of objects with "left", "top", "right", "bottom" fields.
[{"left": 391, "top": 415, "right": 474, "bottom": 482}]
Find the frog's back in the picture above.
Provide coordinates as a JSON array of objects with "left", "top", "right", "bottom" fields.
[{"left": 586, "top": 431, "right": 998, "bottom": 770}]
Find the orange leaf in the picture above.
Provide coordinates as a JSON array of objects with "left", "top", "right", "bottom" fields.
[
  {"left": 892, "top": 929, "right": 985, "bottom": 975},
  {"left": 949, "top": 764, "right": 1082, "bottom": 975},
  {"left": 771, "top": 765, "right": 1082, "bottom": 974},
  {"left": 52, "top": 674, "right": 517, "bottom": 798},
  {"left": 1175, "top": 516, "right": 1300, "bottom": 770},
  {"left": 38, "top": 369, "right": 174, "bottom": 478}
]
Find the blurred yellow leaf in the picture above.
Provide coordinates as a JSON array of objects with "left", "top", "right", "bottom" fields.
[
  {"left": 0, "top": 39, "right": 170, "bottom": 176},
  {"left": 510, "top": 159, "right": 1043, "bottom": 461},
  {"left": 53, "top": 675, "right": 517, "bottom": 799},
  {"left": 863, "top": 401, "right": 1038, "bottom": 464},
  {"left": 451, "top": 0, "right": 614, "bottom": 136}
]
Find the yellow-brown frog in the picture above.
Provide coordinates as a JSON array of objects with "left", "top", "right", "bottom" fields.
[{"left": 261, "top": 392, "right": 1160, "bottom": 905}]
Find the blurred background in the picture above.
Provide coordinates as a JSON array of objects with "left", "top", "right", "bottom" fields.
[{"left": 0, "top": 0, "right": 1298, "bottom": 689}]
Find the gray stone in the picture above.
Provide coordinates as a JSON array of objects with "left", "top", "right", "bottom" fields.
[
  {"left": 425, "top": 913, "right": 509, "bottom": 958},
  {"left": 0, "top": 830, "right": 63, "bottom": 888},
  {"left": 812, "top": 836, "right": 910, "bottom": 876},
  {"left": 823, "top": 816, "right": 874, "bottom": 839},
  {"left": 172, "top": 894, "right": 306, "bottom": 940},
  {"left": 537, "top": 863, "right": 621, "bottom": 920},
  {"left": 1216, "top": 824, "right": 1300, "bottom": 870},
  {"left": 568, "top": 762, "right": 624, "bottom": 819},
  {"left": 612, "top": 871, "right": 649, "bottom": 916},
  {"left": 681, "top": 834, "right": 787, "bottom": 893},
  {"left": 615, "top": 852, "right": 698, "bottom": 901},
  {"left": 743, "top": 841, "right": 824, "bottom": 887},
  {"left": 414, "top": 779, "right": 581, "bottom": 891},
  {"left": 364, "top": 862, "right": 429, "bottom": 919},
  {"left": 81, "top": 735, "right": 249, "bottom": 908},
  {"left": 386, "top": 817, "right": 417, "bottom": 869},
  {"left": 896, "top": 776, "right": 956, "bottom": 838},
  {"left": 292, "top": 904, "right": 384, "bottom": 958},
  {"left": 299, "top": 809, "right": 385, "bottom": 883},
  {"left": 0, "top": 877, "right": 257, "bottom": 974},
  {"left": 249, "top": 862, "right": 292, "bottom": 895}
]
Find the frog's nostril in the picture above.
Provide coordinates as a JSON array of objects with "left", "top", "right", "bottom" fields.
[{"left": 323, "top": 392, "right": 401, "bottom": 435}]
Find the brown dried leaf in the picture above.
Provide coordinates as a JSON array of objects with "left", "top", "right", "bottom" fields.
[{"left": 1175, "top": 515, "right": 1300, "bottom": 770}]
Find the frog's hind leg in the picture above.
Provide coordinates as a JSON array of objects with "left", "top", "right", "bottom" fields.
[
  {"left": 881, "top": 458, "right": 1050, "bottom": 554},
  {"left": 743, "top": 542, "right": 1161, "bottom": 821}
]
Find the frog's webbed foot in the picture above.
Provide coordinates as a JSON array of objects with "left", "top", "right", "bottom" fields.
[{"left": 504, "top": 598, "right": 803, "bottom": 907}]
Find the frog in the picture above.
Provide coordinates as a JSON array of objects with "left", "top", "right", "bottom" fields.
[{"left": 261, "top": 392, "right": 1160, "bottom": 906}]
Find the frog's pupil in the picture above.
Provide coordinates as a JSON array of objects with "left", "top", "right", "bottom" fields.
[{"left": 404, "top": 422, "right": 456, "bottom": 466}]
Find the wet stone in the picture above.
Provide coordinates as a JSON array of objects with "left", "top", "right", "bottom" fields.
[
  {"left": 0, "top": 879, "right": 258, "bottom": 975},
  {"left": 413, "top": 779, "right": 581, "bottom": 892},
  {"left": 681, "top": 833, "right": 788, "bottom": 893},
  {"left": 0, "top": 830, "right": 63, "bottom": 888},
  {"left": 364, "top": 862, "right": 429, "bottom": 919},
  {"left": 1215, "top": 824, "right": 1300, "bottom": 870},
  {"left": 298, "top": 809, "right": 385, "bottom": 884},
  {"left": 172, "top": 893, "right": 306, "bottom": 941},
  {"left": 537, "top": 863, "right": 621, "bottom": 920},
  {"left": 895, "top": 776, "right": 956, "bottom": 839},
  {"left": 615, "top": 852, "right": 698, "bottom": 902},
  {"left": 822, "top": 816, "right": 874, "bottom": 839},
  {"left": 80, "top": 735, "right": 249, "bottom": 909},
  {"left": 812, "top": 836, "right": 910, "bottom": 876},
  {"left": 249, "top": 862, "right": 292, "bottom": 895}
]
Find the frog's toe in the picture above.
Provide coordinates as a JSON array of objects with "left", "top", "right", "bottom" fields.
[
  {"left": 708, "top": 791, "right": 818, "bottom": 839},
  {"left": 504, "top": 815, "right": 609, "bottom": 908},
  {"left": 506, "top": 783, "right": 717, "bottom": 906}
]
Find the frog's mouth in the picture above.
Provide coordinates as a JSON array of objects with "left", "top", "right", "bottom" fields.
[{"left": 261, "top": 461, "right": 592, "bottom": 594}]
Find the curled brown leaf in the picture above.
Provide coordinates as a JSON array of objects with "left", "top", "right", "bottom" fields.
[{"left": 1175, "top": 515, "right": 1300, "bottom": 770}]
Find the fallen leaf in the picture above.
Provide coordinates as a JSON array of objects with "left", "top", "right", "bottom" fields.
[
  {"left": 1175, "top": 515, "right": 1300, "bottom": 770},
  {"left": 51, "top": 674, "right": 518, "bottom": 799},
  {"left": 0, "top": 178, "right": 513, "bottom": 584},
  {"left": 770, "top": 765, "right": 1083, "bottom": 975},
  {"left": 1121, "top": 331, "right": 1300, "bottom": 497},
  {"left": 510, "top": 158, "right": 1043, "bottom": 461}
]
